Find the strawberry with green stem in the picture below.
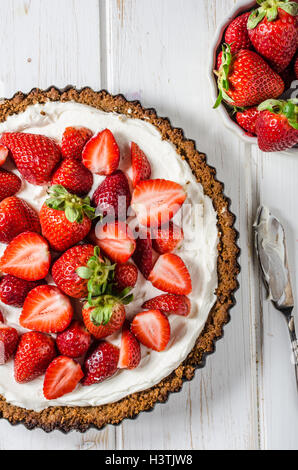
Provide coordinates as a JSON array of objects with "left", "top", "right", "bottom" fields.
[{"left": 40, "top": 185, "right": 96, "bottom": 252}]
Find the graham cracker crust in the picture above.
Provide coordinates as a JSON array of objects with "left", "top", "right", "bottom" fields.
[{"left": 0, "top": 87, "right": 240, "bottom": 433}]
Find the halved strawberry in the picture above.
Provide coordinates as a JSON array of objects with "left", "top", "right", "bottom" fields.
[
  {"left": 20, "top": 285, "right": 73, "bottom": 333},
  {"left": 118, "top": 323, "right": 141, "bottom": 369},
  {"left": 43, "top": 356, "right": 84, "bottom": 400},
  {"left": 0, "top": 145, "right": 9, "bottom": 166},
  {"left": 152, "top": 222, "right": 184, "bottom": 254},
  {"left": 142, "top": 294, "right": 191, "bottom": 317},
  {"left": 0, "top": 232, "right": 50, "bottom": 281},
  {"left": 114, "top": 262, "right": 138, "bottom": 291},
  {"left": 131, "top": 179, "right": 186, "bottom": 228},
  {"left": 82, "top": 129, "right": 120, "bottom": 176},
  {"left": 132, "top": 227, "right": 153, "bottom": 279},
  {"left": 148, "top": 253, "right": 192, "bottom": 295},
  {"left": 131, "top": 142, "right": 151, "bottom": 187},
  {"left": 93, "top": 221, "right": 136, "bottom": 263},
  {"left": 61, "top": 126, "right": 93, "bottom": 161},
  {"left": 131, "top": 310, "right": 171, "bottom": 352}
]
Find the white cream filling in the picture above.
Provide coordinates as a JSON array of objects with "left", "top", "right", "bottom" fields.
[{"left": 0, "top": 102, "right": 218, "bottom": 411}]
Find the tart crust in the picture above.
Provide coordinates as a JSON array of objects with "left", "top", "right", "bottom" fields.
[{"left": 0, "top": 87, "right": 240, "bottom": 433}]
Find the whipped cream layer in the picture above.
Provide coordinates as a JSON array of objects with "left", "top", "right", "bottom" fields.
[{"left": 0, "top": 101, "right": 218, "bottom": 411}]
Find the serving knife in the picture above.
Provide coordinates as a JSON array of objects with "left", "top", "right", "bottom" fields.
[{"left": 254, "top": 206, "right": 298, "bottom": 389}]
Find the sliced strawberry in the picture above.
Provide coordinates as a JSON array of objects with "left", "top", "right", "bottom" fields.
[
  {"left": 56, "top": 321, "right": 92, "bottom": 358},
  {"left": 82, "top": 129, "right": 120, "bottom": 176},
  {"left": 131, "top": 310, "right": 170, "bottom": 352},
  {"left": 52, "top": 158, "right": 93, "bottom": 196},
  {"left": 131, "top": 142, "right": 151, "bottom": 187},
  {"left": 20, "top": 285, "right": 73, "bottom": 333},
  {"left": 0, "top": 145, "right": 9, "bottom": 167},
  {"left": 0, "top": 324, "right": 19, "bottom": 364},
  {"left": 82, "top": 341, "right": 120, "bottom": 386},
  {"left": 132, "top": 227, "right": 153, "bottom": 279},
  {"left": 118, "top": 323, "right": 141, "bottom": 369},
  {"left": 0, "top": 232, "right": 50, "bottom": 281},
  {"left": 142, "top": 294, "right": 191, "bottom": 317},
  {"left": 94, "top": 221, "right": 136, "bottom": 263},
  {"left": 43, "top": 356, "right": 84, "bottom": 400},
  {"left": 152, "top": 222, "right": 184, "bottom": 254},
  {"left": 114, "top": 262, "right": 138, "bottom": 291},
  {"left": 61, "top": 126, "right": 93, "bottom": 161},
  {"left": 148, "top": 253, "right": 192, "bottom": 295},
  {"left": 131, "top": 179, "right": 186, "bottom": 228},
  {"left": 14, "top": 331, "right": 56, "bottom": 383}
]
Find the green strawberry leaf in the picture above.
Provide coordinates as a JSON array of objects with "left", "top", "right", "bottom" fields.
[
  {"left": 76, "top": 267, "right": 93, "bottom": 280},
  {"left": 278, "top": 1, "right": 298, "bottom": 16},
  {"left": 248, "top": 9, "right": 266, "bottom": 29}
]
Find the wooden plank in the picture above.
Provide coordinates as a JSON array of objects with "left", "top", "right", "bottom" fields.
[
  {"left": 107, "top": 0, "right": 259, "bottom": 450},
  {"left": 0, "top": 0, "right": 116, "bottom": 450}
]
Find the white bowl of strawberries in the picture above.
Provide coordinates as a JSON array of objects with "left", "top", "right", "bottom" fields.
[{"left": 209, "top": 0, "right": 298, "bottom": 153}]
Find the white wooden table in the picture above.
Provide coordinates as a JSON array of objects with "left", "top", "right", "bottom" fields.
[{"left": 0, "top": 0, "right": 297, "bottom": 450}]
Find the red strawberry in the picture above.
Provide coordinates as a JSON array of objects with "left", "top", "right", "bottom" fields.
[
  {"left": 14, "top": 331, "right": 56, "bottom": 383},
  {"left": 295, "top": 55, "right": 298, "bottom": 79},
  {"left": 114, "top": 262, "right": 138, "bottom": 291},
  {"left": 132, "top": 179, "right": 186, "bottom": 228},
  {"left": 143, "top": 294, "right": 191, "bottom": 317},
  {"left": 93, "top": 221, "right": 136, "bottom": 263},
  {"left": 0, "top": 145, "right": 9, "bottom": 167},
  {"left": 20, "top": 285, "right": 73, "bottom": 333},
  {"left": 152, "top": 222, "right": 184, "bottom": 254},
  {"left": 52, "top": 159, "right": 93, "bottom": 196},
  {"left": 224, "top": 12, "right": 252, "bottom": 54},
  {"left": 0, "top": 311, "right": 4, "bottom": 323},
  {"left": 0, "top": 170, "right": 22, "bottom": 202},
  {"left": 0, "top": 232, "right": 50, "bottom": 281},
  {"left": 132, "top": 227, "right": 153, "bottom": 279},
  {"left": 131, "top": 310, "right": 171, "bottom": 352},
  {"left": 82, "top": 341, "right": 119, "bottom": 386},
  {"left": 0, "top": 324, "right": 19, "bottom": 364},
  {"left": 0, "top": 275, "right": 46, "bottom": 308},
  {"left": 82, "top": 129, "right": 120, "bottom": 176},
  {"left": 214, "top": 46, "right": 285, "bottom": 108},
  {"left": 131, "top": 142, "right": 151, "bottom": 187},
  {"left": 118, "top": 323, "right": 141, "bottom": 369},
  {"left": 256, "top": 99, "right": 298, "bottom": 152},
  {"left": 236, "top": 107, "right": 260, "bottom": 136},
  {"left": 40, "top": 185, "right": 94, "bottom": 252},
  {"left": 82, "top": 299, "right": 126, "bottom": 339},
  {"left": 56, "top": 321, "right": 92, "bottom": 358},
  {"left": 61, "top": 126, "right": 93, "bottom": 161},
  {"left": 148, "top": 253, "right": 192, "bottom": 295},
  {"left": 247, "top": 2, "right": 298, "bottom": 72},
  {"left": 92, "top": 170, "right": 131, "bottom": 221},
  {"left": 43, "top": 356, "right": 84, "bottom": 399},
  {"left": 217, "top": 51, "right": 223, "bottom": 70},
  {"left": 280, "top": 63, "right": 297, "bottom": 89},
  {"left": 53, "top": 244, "right": 115, "bottom": 299},
  {"left": 0, "top": 196, "right": 41, "bottom": 244},
  {"left": 0, "top": 132, "right": 61, "bottom": 185}
]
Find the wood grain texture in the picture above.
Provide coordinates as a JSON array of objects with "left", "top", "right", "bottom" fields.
[{"left": 0, "top": 0, "right": 297, "bottom": 450}]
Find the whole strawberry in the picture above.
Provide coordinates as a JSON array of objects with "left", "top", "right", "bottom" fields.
[
  {"left": 82, "top": 341, "right": 119, "bottom": 386},
  {"left": 40, "top": 185, "right": 95, "bottom": 252},
  {"left": 56, "top": 321, "right": 92, "bottom": 358},
  {"left": 52, "top": 244, "right": 115, "bottom": 299},
  {"left": 131, "top": 142, "right": 151, "bottom": 187},
  {"left": 61, "top": 126, "right": 93, "bottom": 161},
  {"left": 247, "top": 0, "right": 298, "bottom": 73},
  {"left": 114, "top": 262, "right": 138, "bottom": 291},
  {"left": 236, "top": 107, "right": 260, "bottom": 136},
  {"left": 82, "top": 296, "right": 127, "bottom": 340},
  {"left": 224, "top": 12, "right": 252, "bottom": 54},
  {"left": 52, "top": 159, "right": 93, "bottom": 196},
  {"left": 214, "top": 45, "right": 284, "bottom": 108},
  {"left": 143, "top": 294, "right": 191, "bottom": 317},
  {"left": 92, "top": 170, "right": 131, "bottom": 221},
  {"left": 295, "top": 55, "right": 298, "bottom": 79},
  {"left": 14, "top": 331, "right": 56, "bottom": 383},
  {"left": 132, "top": 227, "right": 153, "bottom": 279},
  {"left": 256, "top": 98, "right": 298, "bottom": 151},
  {"left": 0, "top": 132, "right": 61, "bottom": 185},
  {"left": 0, "top": 196, "right": 41, "bottom": 244},
  {"left": 0, "top": 324, "right": 19, "bottom": 364},
  {"left": 0, "top": 170, "right": 22, "bottom": 202},
  {"left": 0, "top": 275, "right": 46, "bottom": 308}
]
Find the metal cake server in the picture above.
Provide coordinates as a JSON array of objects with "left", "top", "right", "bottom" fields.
[{"left": 254, "top": 206, "right": 298, "bottom": 390}]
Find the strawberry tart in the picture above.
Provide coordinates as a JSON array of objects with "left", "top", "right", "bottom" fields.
[{"left": 0, "top": 88, "right": 239, "bottom": 432}]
